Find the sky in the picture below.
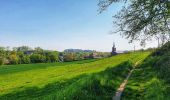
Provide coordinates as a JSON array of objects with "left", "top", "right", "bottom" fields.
[{"left": 0, "top": 0, "right": 158, "bottom": 52}]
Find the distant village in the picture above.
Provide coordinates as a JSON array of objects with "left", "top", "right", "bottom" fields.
[{"left": 0, "top": 42, "right": 132, "bottom": 65}]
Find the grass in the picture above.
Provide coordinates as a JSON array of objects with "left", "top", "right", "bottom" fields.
[
  {"left": 0, "top": 52, "right": 150, "bottom": 100},
  {"left": 122, "top": 55, "right": 170, "bottom": 100},
  {"left": 0, "top": 59, "right": 98, "bottom": 75}
]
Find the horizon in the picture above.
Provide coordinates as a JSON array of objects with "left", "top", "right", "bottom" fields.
[{"left": 0, "top": 0, "right": 158, "bottom": 52}]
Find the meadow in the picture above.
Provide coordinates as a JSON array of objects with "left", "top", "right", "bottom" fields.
[{"left": 0, "top": 52, "right": 150, "bottom": 100}]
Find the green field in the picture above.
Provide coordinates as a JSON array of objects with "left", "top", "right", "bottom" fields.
[{"left": 0, "top": 52, "right": 150, "bottom": 100}]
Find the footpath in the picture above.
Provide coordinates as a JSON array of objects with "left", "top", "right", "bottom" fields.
[{"left": 113, "top": 61, "right": 140, "bottom": 100}]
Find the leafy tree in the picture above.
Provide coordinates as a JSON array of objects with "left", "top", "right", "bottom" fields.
[
  {"left": 17, "top": 52, "right": 31, "bottom": 64},
  {"left": 45, "top": 51, "right": 59, "bottom": 62},
  {"left": 0, "top": 47, "right": 5, "bottom": 57},
  {"left": 9, "top": 51, "right": 19, "bottom": 64},
  {"left": 22, "top": 56, "right": 31, "bottom": 64},
  {"left": 17, "top": 52, "right": 24, "bottom": 64},
  {"left": 89, "top": 53, "right": 94, "bottom": 59},
  {"left": 98, "top": 0, "right": 170, "bottom": 45},
  {"left": 30, "top": 54, "right": 46, "bottom": 63},
  {"left": 75, "top": 52, "right": 84, "bottom": 60},
  {"left": 63, "top": 53, "right": 76, "bottom": 61},
  {"left": 34, "top": 47, "right": 43, "bottom": 54},
  {"left": 0, "top": 57, "right": 4, "bottom": 65}
]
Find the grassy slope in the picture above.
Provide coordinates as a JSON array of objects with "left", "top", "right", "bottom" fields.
[
  {"left": 0, "top": 52, "right": 150, "bottom": 100},
  {"left": 122, "top": 42, "right": 170, "bottom": 100},
  {"left": 0, "top": 59, "right": 98, "bottom": 75},
  {"left": 121, "top": 60, "right": 169, "bottom": 100}
]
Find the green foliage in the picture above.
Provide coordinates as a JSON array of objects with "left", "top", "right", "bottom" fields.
[
  {"left": 152, "top": 42, "right": 170, "bottom": 82},
  {"left": 22, "top": 56, "right": 31, "bottom": 64},
  {"left": 34, "top": 47, "right": 43, "bottom": 53},
  {"left": 63, "top": 53, "right": 76, "bottom": 61},
  {"left": 0, "top": 46, "right": 110, "bottom": 65},
  {"left": 122, "top": 42, "right": 170, "bottom": 100},
  {"left": 30, "top": 54, "right": 46, "bottom": 63},
  {"left": 99, "top": 0, "right": 170, "bottom": 45},
  {"left": 45, "top": 51, "right": 59, "bottom": 62},
  {"left": 121, "top": 63, "right": 170, "bottom": 100},
  {"left": 144, "top": 78, "right": 165, "bottom": 100},
  {"left": 0, "top": 57, "right": 4, "bottom": 65},
  {"left": 8, "top": 51, "right": 19, "bottom": 64}
]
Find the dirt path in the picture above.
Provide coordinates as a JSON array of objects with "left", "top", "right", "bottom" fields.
[
  {"left": 113, "top": 61, "right": 141, "bottom": 100},
  {"left": 112, "top": 69, "right": 134, "bottom": 100}
]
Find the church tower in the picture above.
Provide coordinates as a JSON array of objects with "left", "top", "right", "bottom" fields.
[{"left": 111, "top": 42, "right": 117, "bottom": 56}]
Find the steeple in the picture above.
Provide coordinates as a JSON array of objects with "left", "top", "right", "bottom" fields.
[
  {"left": 111, "top": 42, "right": 117, "bottom": 56},
  {"left": 113, "top": 42, "right": 115, "bottom": 48}
]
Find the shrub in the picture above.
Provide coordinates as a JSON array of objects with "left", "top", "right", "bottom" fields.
[
  {"left": 63, "top": 53, "right": 76, "bottom": 62},
  {"left": 0, "top": 57, "right": 4, "bottom": 65},
  {"left": 151, "top": 42, "right": 170, "bottom": 82},
  {"left": 9, "top": 55, "right": 19, "bottom": 64},
  {"left": 30, "top": 54, "right": 46, "bottom": 63},
  {"left": 46, "top": 51, "right": 59, "bottom": 62},
  {"left": 23, "top": 56, "right": 31, "bottom": 64}
]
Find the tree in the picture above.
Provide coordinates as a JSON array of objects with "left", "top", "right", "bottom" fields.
[
  {"left": 34, "top": 47, "right": 43, "bottom": 54},
  {"left": 98, "top": 0, "right": 170, "bottom": 45},
  {"left": 9, "top": 51, "right": 19, "bottom": 64},
  {"left": 22, "top": 56, "right": 31, "bottom": 64},
  {"left": 30, "top": 54, "right": 46, "bottom": 63},
  {"left": 0, "top": 57, "right": 4, "bottom": 65},
  {"left": 17, "top": 52, "right": 31, "bottom": 64},
  {"left": 0, "top": 47, "right": 5, "bottom": 57},
  {"left": 63, "top": 53, "right": 76, "bottom": 61},
  {"left": 45, "top": 51, "right": 59, "bottom": 62}
]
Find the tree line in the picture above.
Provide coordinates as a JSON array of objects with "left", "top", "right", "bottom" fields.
[
  {"left": 0, "top": 46, "right": 59, "bottom": 65},
  {"left": 0, "top": 46, "right": 110, "bottom": 65}
]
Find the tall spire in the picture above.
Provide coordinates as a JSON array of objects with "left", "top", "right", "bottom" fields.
[
  {"left": 113, "top": 42, "right": 115, "bottom": 48},
  {"left": 111, "top": 41, "right": 117, "bottom": 56}
]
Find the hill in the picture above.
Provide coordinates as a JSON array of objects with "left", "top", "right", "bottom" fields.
[
  {"left": 0, "top": 52, "right": 149, "bottom": 100},
  {"left": 122, "top": 42, "right": 170, "bottom": 100},
  {"left": 64, "top": 49, "right": 95, "bottom": 53}
]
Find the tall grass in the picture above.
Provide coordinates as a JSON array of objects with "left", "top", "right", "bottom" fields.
[{"left": 122, "top": 42, "right": 170, "bottom": 100}]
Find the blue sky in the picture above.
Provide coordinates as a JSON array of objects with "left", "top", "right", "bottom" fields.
[{"left": 0, "top": 0, "right": 157, "bottom": 52}]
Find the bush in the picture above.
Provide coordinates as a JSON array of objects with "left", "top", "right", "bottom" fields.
[
  {"left": 23, "top": 56, "right": 31, "bottom": 64},
  {"left": 0, "top": 57, "right": 4, "bottom": 65},
  {"left": 9, "top": 55, "right": 19, "bottom": 64},
  {"left": 63, "top": 53, "right": 76, "bottom": 62},
  {"left": 30, "top": 54, "right": 46, "bottom": 63},
  {"left": 151, "top": 42, "right": 170, "bottom": 83},
  {"left": 46, "top": 51, "right": 59, "bottom": 62}
]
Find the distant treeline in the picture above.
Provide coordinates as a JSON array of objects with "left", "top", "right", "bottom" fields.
[{"left": 0, "top": 46, "right": 111, "bottom": 65}]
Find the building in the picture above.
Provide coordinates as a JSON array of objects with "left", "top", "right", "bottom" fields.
[
  {"left": 111, "top": 42, "right": 117, "bottom": 56},
  {"left": 90, "top": 52, "right": 103, "bottom": 59},
  {"left": 24, "top": 50, "right": 34, "bottom": 55}
]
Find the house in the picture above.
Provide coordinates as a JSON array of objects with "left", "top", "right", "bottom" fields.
[{"left": 24, "top": 50, "right": 34, "bottom": 55}]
